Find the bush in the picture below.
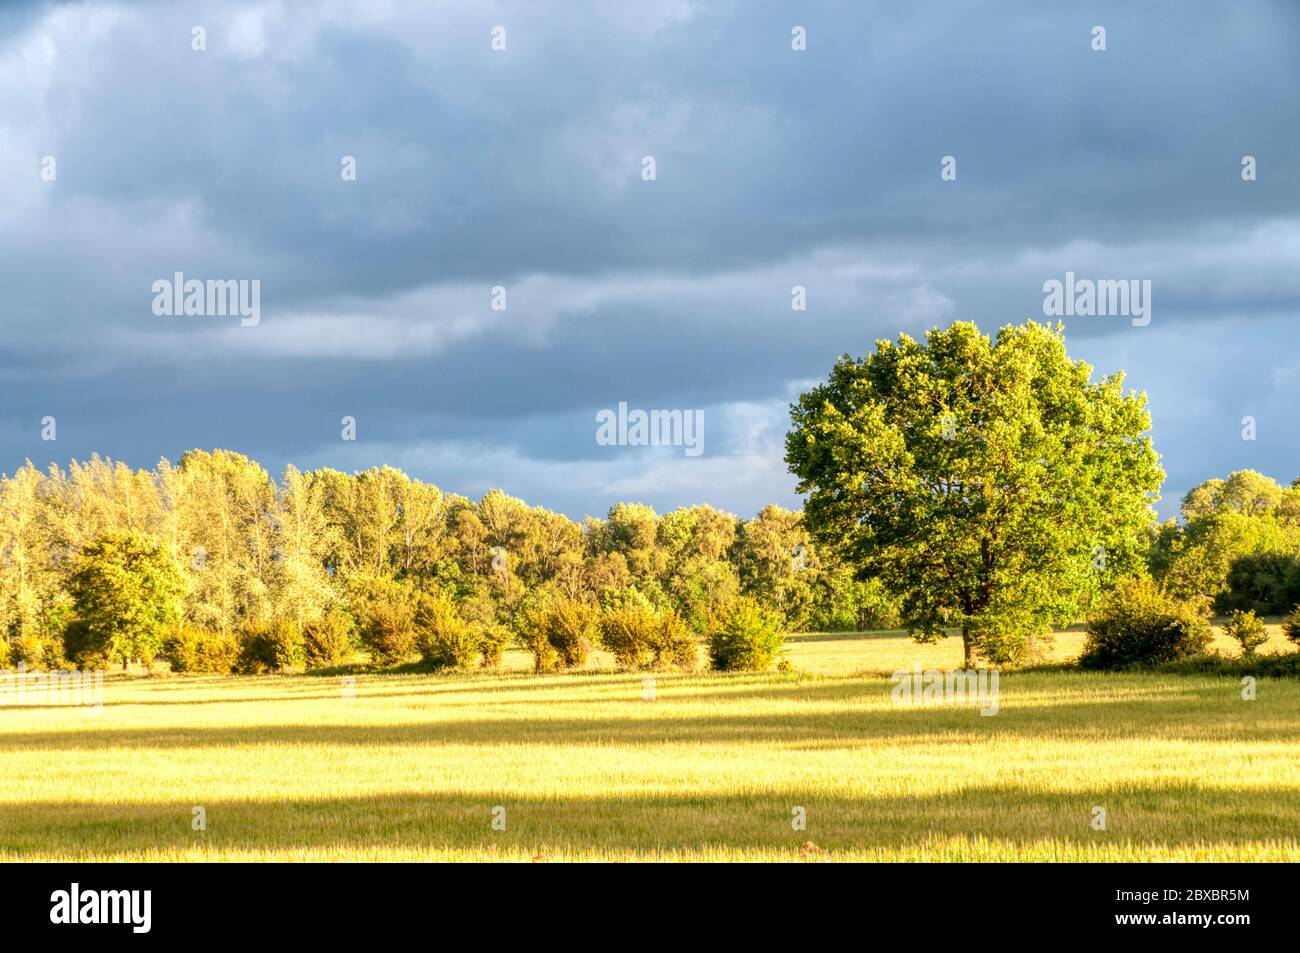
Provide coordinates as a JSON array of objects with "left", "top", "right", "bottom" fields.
[
  {"left": 415, "top": 593, "right": 478, "bottom": 671},
  {"left": 599, "top": 597, "right": 657, "bottom": 669},
  {"left": 12, "top": 630, "right": 70, "bottom": 670},
  {"left": 976, "top": 628, "right": 1054, "bottom": 667},
  {"left": 61, "top": 620, "right": 114, "bottom": 669},
  {"left": 1079, "top": 577, "right": 1211, "bottom": 670},
  {"left": 518, "top": 597, "right": 598, "bottom": 673},
  {"left": 653, "top": 610, "right": 698, "bottom": 670},
  {"left": 965, "top": 604, "right": 1053, "bottom": 667},
  {"left": 38, "top": 634, "right": 71, "bottom": 669},
  {"left": 457, "top": 591, "right": 513, "bottom": 667},
  {"left": 302, "top": 610, "right": 356, "bottom": 669},
  {"left": 600, "top": 600, "right": 696, "bottom": 670},
  {"left": 709, "top": 597, "right": 786, "bottom": 671},
  {"left": 475, "top": 619, "right": 513, "bottom": 668},
  {"left": 161, "top": 625, "right": 240, "bottom": 674},
  {"left": 1155, "top": 651, "right": 1300, "bottom": 679},
  {"left": 237, "top": 620, "right": 306, "bottom": 673},
  {"left": 1223, "top": 609, "right": 1269, "bottom": 658},
  {"left": 353, "top": 579, "right": 418, "bottom": 666},
  {"left": 1283, "top": 606, "right": 1300, "bottom": 647}
]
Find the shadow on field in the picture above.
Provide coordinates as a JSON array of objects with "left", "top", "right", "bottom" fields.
[
  {"left": 0, "top": 671, "right": 677, "bottom": 709},
  {"left": 2, "top": 782, "right": 1297, "bottom": 859},
  {"left": 2, "top": 676, "right": 1295, "bottom": 750}
]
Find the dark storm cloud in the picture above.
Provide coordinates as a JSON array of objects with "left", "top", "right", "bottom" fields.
[{"left": 1, "top": 0, "right": 1298, "bottom": 519}]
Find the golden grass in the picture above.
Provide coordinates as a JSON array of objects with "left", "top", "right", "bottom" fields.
[{"left": 1, "top": 624, "right": 1297, "bottom": 861}]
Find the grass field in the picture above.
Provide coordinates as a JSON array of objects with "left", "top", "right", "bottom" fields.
[{"left": 2, "top": 625, "right": 1298, "bottom": 861}]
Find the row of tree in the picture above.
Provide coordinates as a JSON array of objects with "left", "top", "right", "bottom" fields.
[
  {"left": 4, "top": 323, "right": 1296, "bottom": 674},
  {"left": 1151, "top": 469, "right": 1300, "bottom": 615},
  {"left": 0, "top": 450, "right": 897, "bottom": 669}
]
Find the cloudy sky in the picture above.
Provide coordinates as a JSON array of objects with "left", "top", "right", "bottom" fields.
[{"left": 2, "top": 1, "right": 1298, "bottom": 521}]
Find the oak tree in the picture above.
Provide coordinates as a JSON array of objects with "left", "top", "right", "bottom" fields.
[{"left": 786, "top": 321, "right": 1163, "bottom": 665}]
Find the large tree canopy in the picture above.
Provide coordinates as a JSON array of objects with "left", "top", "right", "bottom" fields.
[
  {"left": 66, "top": 530, "right": 184, "bottom": 667},
  {"left": 785, "top": 320, "right": 1164, "bottom": 665}
]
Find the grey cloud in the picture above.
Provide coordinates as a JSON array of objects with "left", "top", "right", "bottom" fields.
[{"left": 1, "top": 0, "right": 1298, "bottom": 521}]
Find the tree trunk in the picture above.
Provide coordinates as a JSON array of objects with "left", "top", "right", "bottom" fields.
[{"left": 962, "top": 626, "right": 975, "bottom": 668}]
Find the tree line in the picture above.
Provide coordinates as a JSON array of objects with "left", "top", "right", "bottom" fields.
[
  {"left": 4, "top": 322, "right": 1299, "bottom": 676},
  {"left": 0, "top": 450, "right": 896, "bottom": 672}
]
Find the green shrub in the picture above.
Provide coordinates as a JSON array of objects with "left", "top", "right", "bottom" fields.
[
  {"left": 968, "top": 606, "right": 1052, "bottom": 667},
  {"left": 457, "top": 590, "right": 513, "bottom": 667},
  {"left": 475, "top": 619, "right": 513, "bottom": 668},
  {"left": 653, "top": 610, "right": 698, "bottom": 670},
  {"left": 513, "top": 593, "right": 557, "bottom": 673},
  {"left": 302, "top": 610, "right": 356, "bottom": 669},
  {"left": 1079, "top": 577, "right": 1211, "bottom": 670},
  {"left": 13, "top": 630, "right": 70, "bottom": 670},
  {"left": 709, "top": 597, "right": 786, "bottom": 671},
  {"left": 976, "top": 628, "right": 1053, "bottom": 667},
  {"left": 517, "top": 628, "right": 557, "bottom": 672},
  {"left": 61, "top": 621, "right": 113, "bottom": 669},
  {"left": 1283, "top": 606, "right": 1300, "bottom": 647},
  {"left": 237, "top": 620, "right": 305, "bottom": 673},
  {"left": 1223, "top": 609, "right": 1269, "bottom": 658},
  {"left": 161, "top": 625, "right": 240, "bottom": 674},
  {"left": 519, "top": 598, "right": 598, "bottom": 673},
  {"left": 600, "top": 601, "right": 657, "bottom": 669},
  {"left": 352, "top": 578, "right": 418, "bottom": 666},
  {"left": 414, "top": 593, "right": 478, "bottom": 671},
  {"left": 1155, "top": 651, "right": 1300, "bottom": 679},
  {"left": 600, "top": 601, "right": 696, "bottom": 670}
]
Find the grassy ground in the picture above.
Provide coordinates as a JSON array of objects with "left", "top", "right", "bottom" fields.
[{"left": 1, "top": 624, "right": 1297, "bottom": 861}]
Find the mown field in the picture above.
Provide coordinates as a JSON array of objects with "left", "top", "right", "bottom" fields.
[{"left": 2, "top": 625, "right": 1297, "bottom": 862}]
